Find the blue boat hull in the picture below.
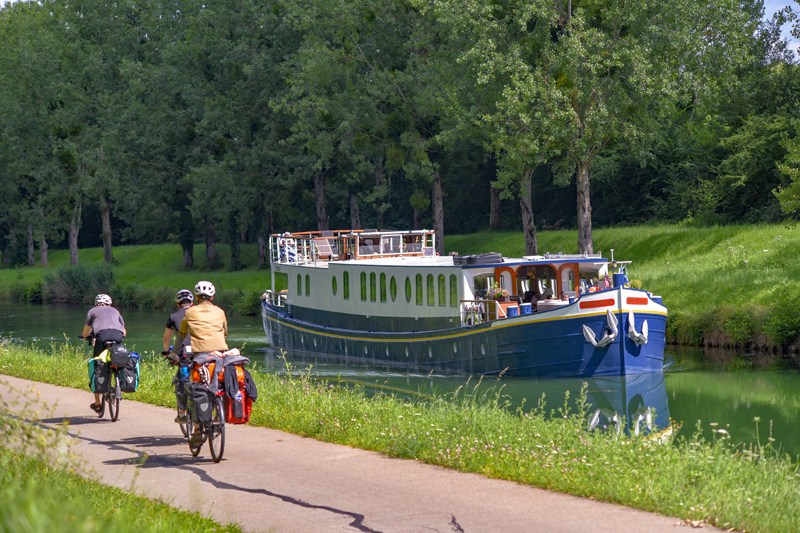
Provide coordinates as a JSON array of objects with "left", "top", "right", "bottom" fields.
[{"left": 261, "top": 297, "right": 667, "bottom": 378}]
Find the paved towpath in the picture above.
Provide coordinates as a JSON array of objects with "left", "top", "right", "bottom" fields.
[{"left": 0, "top": 375, "right": 720, "bottom": 533}]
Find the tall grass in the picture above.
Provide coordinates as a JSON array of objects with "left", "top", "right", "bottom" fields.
[{"left": 1, "top": 342, "right": 798, "bottom": 533}]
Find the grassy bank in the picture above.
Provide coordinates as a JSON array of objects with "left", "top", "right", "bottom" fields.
[
  {"left": 0, "top": 243, "right": 269, "bottom": 315},
  {"left": 3, "top": 223, "right": 800, "bottom": 346},
  {"left": 2, "top": 342, "right": 799, "bottom": 533}
]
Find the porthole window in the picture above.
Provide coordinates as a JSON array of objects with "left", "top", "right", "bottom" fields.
[
  {"left": 305, "top": 274, "right": 310, "bottom": 296},
  {"left": 380, "top": 273, "right": 387, "bottom": 302},
  {"left": 332, "top": 276, "right": 338, "bottom": 296},
  {"left": 370, "top": 272, "right": 377, "bottom": 302},
  {"left": 297, "top": 274, "right": 302, "bottom": 295},
  {"left": 343, "top": 271, "right": 350, "bottom": 299},
  {"left": 438, "top": 274, "right": 446, "bottom": 306},
  {"left": 450, "top": 274, "right": 458, "bottom": 307},
  {"left": 427, "top": 274, "right": 435, "bottom": 306},
  {"left": 416, "top": 274, "right": 423, "bottom": 305},
  {"left": 405, "top": 277, "right": 412, "bottom": 303},
  {"left": 361, "top": 272, "right": 367, "bottom": 301},
  {"left": 390, "top": 276, "right": 397, "bottom": 302}
]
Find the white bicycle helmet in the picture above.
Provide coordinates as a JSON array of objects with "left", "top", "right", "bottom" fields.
[
  {"left": 175, "top": 289, "right": 194, "bottom": 305},
  {"left": 95, "top": 294, "right": 112, "bottom": 306},
  {"left": 194, "top": 281, "right": 216, "bottom": 299}
]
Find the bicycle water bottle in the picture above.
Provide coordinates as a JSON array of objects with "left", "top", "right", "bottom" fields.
[
  {"left": 180, "top": 365, "right": 190, "bottom": 382},
  {"left": 233, "top": 391, "right": 244, "bottom": 419}
]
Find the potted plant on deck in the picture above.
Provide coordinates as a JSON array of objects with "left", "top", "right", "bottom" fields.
[{"left": 487, "top": 282, "right": 509, "bottom": 302}]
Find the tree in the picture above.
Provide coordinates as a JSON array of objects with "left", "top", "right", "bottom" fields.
[{"left": 436, "top": 0, "right": 753, "bottom": 252}]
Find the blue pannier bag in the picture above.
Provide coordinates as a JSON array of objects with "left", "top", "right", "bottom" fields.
[{"left": 88, "top": 358, "right": 110, "bottom": 393}]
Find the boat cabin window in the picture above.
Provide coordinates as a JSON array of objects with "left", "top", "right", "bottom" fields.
[
  {"left": 382, "top": 236, "right": 401, "bottom": 254},
  {"left": 427, "top": 274, "right": 435, "bottom": 306},
  {"left": 297, "top": 274, "right": 302, "bottom": 296},
  {"left": 438, "top": 274, "right": 446, "bottom": 306},
  {"left": 332, "top": 276, "right": 338, "bottom": 296},
  {"left": 561, "top": 268, "right": 575, "bottom": 293},
  {"left": 416, "top": 274, "right": 423, "bottom": 305},
  {"left": 390, "top": 276, "right": 397, "bottom": 302},
  {"left": 380, "top": 273, "right": 387, "bottom": 302},
  {"left": 449, "top": 275, "right": 458, "bottom": 307},
  {"left": 343, "top": 271, "right": 350, "bottom": 299},
  {"left": 305, "top": 274, "right": 310, "bottom": 296},
  {"left": 360, "top": 272, "right": 367, "bottom": 301},
  {"left": 473, "top": 273, "right": 495, "bottom": 300},
  {"left": 404, "top": 235, "right": 422, "bottom": 254},
  {"left": 370, "top": 272, "right": 377, "bottom": 301},
  {"left": 405, "top": 277, "right": 412, "bottom": 302}
]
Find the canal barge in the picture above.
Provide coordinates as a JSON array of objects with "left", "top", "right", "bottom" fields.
[{"left": 261, "top": 229, "right": 667, "bottom": 378}]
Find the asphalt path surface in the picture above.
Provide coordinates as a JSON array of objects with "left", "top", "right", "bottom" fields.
[{"left": 0, "top": 375, "right": 720, "bottom": 533}]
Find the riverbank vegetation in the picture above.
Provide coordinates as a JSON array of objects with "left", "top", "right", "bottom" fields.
[
  {"left": 0, "top": 375, "right": 244, "bottom": 532},
  {"left": 1, "top": 342, "right": 798, "bottom": 533}
]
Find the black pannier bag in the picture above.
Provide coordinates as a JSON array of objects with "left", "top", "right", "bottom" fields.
[
  {"left": 120, "top": 358, "right": 139, "bottom": 393},
  {"left": 92, "top": 360, "right": 110, "bottom": 394},
  {"left": 188, "top": 383, "right": 213, "bottom": 424},
  {"left": 108, "top": 344, "right": 132, "bottom": 369}
]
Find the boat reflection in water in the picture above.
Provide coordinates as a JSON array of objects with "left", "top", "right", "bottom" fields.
[{"left": 259, "top": 347, "right": 670, "bottom": 438}]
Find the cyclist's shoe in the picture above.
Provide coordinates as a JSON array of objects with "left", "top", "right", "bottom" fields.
[
  {"left": 90, "top": 403, "right": 102, "bottom": 414},
  {"left": 189, "top": 432, "right": 202, "bottom": 446},
  {"left": 174, "top": 414, "right": 187, "bottom": 424}
]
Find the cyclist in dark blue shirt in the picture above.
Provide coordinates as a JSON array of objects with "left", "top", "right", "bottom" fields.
[{"left": 162, "top": 289, "right": 193, "bottom": 423}]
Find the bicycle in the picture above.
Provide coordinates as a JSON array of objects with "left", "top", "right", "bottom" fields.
[
  {"left": 186, "top": 385, "right": 226, "bottom": 463},
  {"left": 163, "top": 349, "right": 191, "bottom": 438},
  {"left": 86, "top": 337, "right": 126, "bottom": 422}
]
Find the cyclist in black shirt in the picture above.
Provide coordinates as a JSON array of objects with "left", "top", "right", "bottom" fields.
[{"left": 162, "top": 289, "right": 193, "bottom": 423}]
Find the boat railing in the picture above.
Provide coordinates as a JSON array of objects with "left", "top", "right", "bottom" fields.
[
  {"left": 261, "top": 290, "right": 287, "bottom": 307},
  {"left": 460, "top": 300, "right": 499, "bottom": 326},
  {"left": 270, "top": 235, "right": 316, "bottom": 265}
]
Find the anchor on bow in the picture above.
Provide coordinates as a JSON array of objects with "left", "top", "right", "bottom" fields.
[
  {"left": 627, "top": 309, "right": 649, "bottom": 345},
  {"left": 582, "top": 310, "right": 619, "bottom": 347}
]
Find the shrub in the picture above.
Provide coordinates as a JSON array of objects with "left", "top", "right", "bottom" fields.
[
  {"left": 763, "top": 283, "right": 800, "bottom": 346},
  {"left": 42, "top": 264, "right": 114, "bottom": 306},
  {"left": 723, "top": 307, "right": 756, "bottom": 346}
]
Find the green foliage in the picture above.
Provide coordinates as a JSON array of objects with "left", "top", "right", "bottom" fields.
[
  {"left": 763, "top": 283, "right": 800, "bottom": 346},
  {"left": 723, "top": 307, "right": 757, "bottom": 346},
  {"left": 42, "top": 264, "right": 115, "bottom": 306}
]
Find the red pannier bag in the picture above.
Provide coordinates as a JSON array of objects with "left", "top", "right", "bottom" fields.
[{"left": 223, "top": 364, "right": 252, "bottom": 424}]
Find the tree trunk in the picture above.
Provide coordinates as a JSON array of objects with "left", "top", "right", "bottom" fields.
[
  {"left": 490, "top": 186, "right": 501, "bottom": 231},
  {"left": 576, "top": 159, "right": 594, "bottom": 254},
  {"left": 258, "top": 234, "right": 268, "bottom": 268},
  {"left": 4, "top": 216, "right": 17, "bottom": 266},
  {"left": 350, "top": 192, "right": 361, "bottom": 230},
  {"left": 314, "top": 169, "right": 329, "bottom": 231},
  {"left": 229, "top": 214, "right": 240, "bottom": 271},
  {"left": 26, "top": 222, "right": 35, "bottom": 266},
  {"left": 413, "top": 208, "right": 422, "bottom": 230},
  {"left": 520, "top": 169, "right": 538, "bottom": 256},
  {"left": 183, "top": 245, "right": 194, "bottom": 269},
  {"left": 39, "top": 237, "right": 48, "bottom": 266},
  {"left": 69, "top": 201, "right": 81, "bottom": 266},
  {"left": 432, "top": 168, "right": 444, "bottom": 256},
  {"left": 375, "top": 158, "right": 384, "bottom": 229},
  {"left": 100, "top": 198, "right": 113, "bottom": 264},
  {"left": 205, "top": 215, "right": 217, "bottom": 269}
]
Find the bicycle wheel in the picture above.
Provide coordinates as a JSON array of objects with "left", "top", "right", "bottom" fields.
[
  {"left": 179, "top": 409, "right": 189, "bottom": 437},
  {"left": 96, "top": 395, "right": 106, "bottom": 418},
  {"left": 108, "top": 370, "right": 120, "bottom": 422},
  {"left": 209, "top": 396, "right": 225, "bottom": 463}
]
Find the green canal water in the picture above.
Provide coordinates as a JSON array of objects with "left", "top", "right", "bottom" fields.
[{"left": 1, "top": 301, "right": 798, "bottom": 460}]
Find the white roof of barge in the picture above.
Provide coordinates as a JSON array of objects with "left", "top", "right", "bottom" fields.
[{"left": 321, "top": 253, "right": 609, "bottom": 268}]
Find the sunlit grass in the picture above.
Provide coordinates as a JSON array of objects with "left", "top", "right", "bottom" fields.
[{"left": 2, "top": 342, "right": 799, "bottom": 533}]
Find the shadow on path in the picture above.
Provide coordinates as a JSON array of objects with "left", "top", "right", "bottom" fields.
[{"left": 29, "top": 415, "right": 382, "bottom": 533}]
